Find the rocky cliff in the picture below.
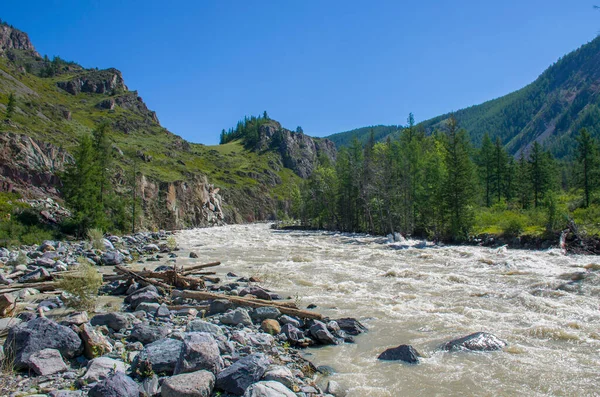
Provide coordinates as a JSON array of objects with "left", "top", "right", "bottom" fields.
[{"left": 0, "top": 24, "right": 39, "bottom": 57}]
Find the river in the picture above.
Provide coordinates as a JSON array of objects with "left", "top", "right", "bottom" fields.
[{"left": 176, "top": 224, "right": 600, "bottom": 397}]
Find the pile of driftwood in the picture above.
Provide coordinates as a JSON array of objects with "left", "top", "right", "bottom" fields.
[{"left": 0, "top": 260, "right": 323, "bottom": 320}]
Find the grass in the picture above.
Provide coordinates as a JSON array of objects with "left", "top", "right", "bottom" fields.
[{"left": 87, "top": 228, "right": 105, "bottom": 250}]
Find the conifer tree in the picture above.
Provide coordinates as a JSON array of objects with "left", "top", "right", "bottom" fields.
[
  {"left": 477, "top": 133, "right": 494, "bottom": 207},
  {"left": 576, "top": 128, "right": 598, "bottom": 207},
  {"left": 5, "top": 92, "right": 15, "bottom": 121}
]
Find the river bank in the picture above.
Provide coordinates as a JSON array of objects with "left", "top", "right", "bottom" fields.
[{"left": 0, "top": 228, "right": 365, "bottom": 397}]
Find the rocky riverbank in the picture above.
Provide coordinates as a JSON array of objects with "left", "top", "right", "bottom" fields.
[{"left": 0, "top": 231, "right": 367, "bottom": 397}]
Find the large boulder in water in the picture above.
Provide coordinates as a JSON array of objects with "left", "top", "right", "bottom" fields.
[
  {"left": 336, "top": 317, "right": 367, "bottom": 335},
  {"left": 441, "top": 332, "right": 507, "bottom": 351},
  {"left": 377, "top": 344, "right": 420, "bottom": 364},
  {"left": 4, "top": 317, "right": 83, "bottom": 369}
]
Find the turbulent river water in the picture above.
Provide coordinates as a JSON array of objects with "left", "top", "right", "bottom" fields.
[{"left": 176, "top": 224, "right": 600, "bottom": 397}]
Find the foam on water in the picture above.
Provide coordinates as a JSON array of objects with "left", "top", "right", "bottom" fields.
[{"left": 177, "top": 224, "right": 600, "bottom": 396}]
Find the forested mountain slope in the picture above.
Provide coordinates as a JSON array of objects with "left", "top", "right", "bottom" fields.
[{"left": 328, "top": 36, "right": 600, "bottom": 159}]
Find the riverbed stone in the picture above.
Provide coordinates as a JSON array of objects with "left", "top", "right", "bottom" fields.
[
  {"left": 4, "top": 317, "right": 83, "bottom": 369},
  {"left": 310, "top": 321, "right": 338, "bottom": 345},
  {"left": 128, "top": 289, "right": 160, "bottom": 310},
  {"left": 251, "top": 307, "right": 281, "bottom": 322},
  {"left": 101, "top": 251, "right": 124, "bottom": 266},
  {"left": 161, "top": 370, "right": 215, "bottom": 397},
  {"left": 278, "top": 315, "right": 302, "bottom": 328},
  {"left": 336, "top": 318, "right": 367, "bottom": 335},
  {"left": 239, "top": 286, "right": 272, "bottom": 300},
  {"left": 88, "top": 371, "right": 139, "bottom": 397},
  {"left": 81, "top": 357, "right": 127, "bottom": 383},
  {"left": 130, "top": 323, "right": 169, "bottom": 345},
  {"left": 80, "top": 322, "right": 113, "bottom": 359},
  {"left": 175, "top": 332, "right": 223, "bottom": 375},
  {"left": 216, "top": 353, "right": 270, "bottom": 395},
  {"left": 262, "top": 365, "right": 295, "bottom": 389},
  {"left": 378, "top": 344, "right": 420, "bottom": 364},
  {"left": 221, "top": 308, "right": 252, "bottom": 327},
  {"left": 209, "top": 299, "right": 233, "bottom": 315},
  {"left": 28, "top": 348, "right": 68, "bottom": 376},
  {"left": 280, "top": 323, "right": 304, "bottom": 344},
  {"left": 261, "top": 319, "right": 281, "bottom": 335},
  {"left": 133, "top": 338, "right": 183, "bottom": 376},
  {"left": 90, "top": 312, "right": 132, "bottom": 331},
  {"left": 186, "top": 319, "right": 224, "bottom": 335},
  {"left": 243, "top": 381, "right": 296, "bottom": 397},
  {"left": 326, "top": 380, "right": 342, "bottom": 396},
  {"left": 442, "top": 332, "right": 507, "bottom": 351}
]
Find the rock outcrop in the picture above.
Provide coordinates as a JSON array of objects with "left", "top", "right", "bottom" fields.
[
  {"left": 254, "top": 121, "right": 336, "bottom": 178},
  {"left": 57, "top": 68, "right": 127, "bottom": 96},
  {"left": 0, "top": 24, "right": 39, "bottom": 58}
]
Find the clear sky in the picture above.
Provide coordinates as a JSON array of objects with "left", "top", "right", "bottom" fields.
[{"left": 2, "top": 1, "right": 600, "bottom": 144}]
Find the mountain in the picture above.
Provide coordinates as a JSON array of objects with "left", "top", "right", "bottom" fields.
[
  {"left": 327, "top": 36, "right": 600, "bottom": 159},
  {"left": 0, "top": 22, "right": 335, "bottom": 229},
  {"left": 326, "top": 125, "right": 401, "bottom": 148}
]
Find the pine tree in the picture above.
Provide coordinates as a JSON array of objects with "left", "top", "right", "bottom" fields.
[
  {"left": 477, "top": 133, "right": 494, "bottom": 207},
  {"left": 441, "top": 116, "right": 476, "bottom": 240},
  {"left": 529, "top": 141, "right": 555, "bottom": 208},
  {"left": 515, "top": 152, "right": 530, "bottom": 209},
  {"left": 576, "top": 128, "right": 598, "bottom": 207},
  {"left": 5, "top": 92, "right": 15, "bottom": 121},
  {"left": 493, "top": 137, "right": 508, "bottom": 203}
]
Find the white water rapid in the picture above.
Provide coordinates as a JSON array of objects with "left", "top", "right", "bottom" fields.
[{"left": 176, "top": 224, "right": 600, "bottom": 397}]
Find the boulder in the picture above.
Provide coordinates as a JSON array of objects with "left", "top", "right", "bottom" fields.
[
  {"left": 81, "top": 357, "right": 127, "bottom": 383},
  {"left": 28, "top": 348, "right": 68, "bottom": 376},
  {"left": 0, "top": 317, "right": 21, "bottom": 334},
  {"left": 128, "top": 289, "right": 160, "bottom": 310},
  {"left": 100, "top": 251, "right": 124, "bottom": 266},
  {"left": 4, "top": 317, "right": 83, "bottom": 369},
  {"left": 88, "top": 371, "right": 139, "bottom": 397},
  {"left": 130, "top": 324, "right": 169, "bottom": 345},
  {"left": 216, "top": 353, "right": 270, "bottom": 395},
  {"left": 90, "top": 312, "right": 132, "bottom": 331},
  {"left": 262, "top": 365, "right": 295, "bottom": 389},
  {"left": 189, "top": 252, "right": 199, "bottom": 258},
  {"left": 186, "top": 320, "right": 224, "bottom": 336},
  {"left": 336, "top": 318, "right": 367, "bottom": 335},
  {"left": 239, "top": 286, "right": 272, "bottom": 300},
  {"left": 278, "top": 315, "right": 302, "bottom": 328},
  {"left": 175, "top": 332, "right": 223, "bottom": 375},
  {"left": 80, "top": 323, "right": 113, "bottom": 359},
  {"left": 137, "top": 302, "right": 161, "bottom": 313},
  {"left": 156, "top": 303, "right": 171, "bottom": 318},
  {"left": 133, "top": 338, "right": 183, "bottom": 376},
  {"left": 60, "top": 311, "right": 89, "bottom": 326},
  {"left": 260, "top": 319, "right": 281, "bottom": 335},
  {"left": 139, "top": 374, "right": 160, "bottom": 397},
  {"left": 251, "top": 307, "right": 281, "bottom": 322},
  {"left": 309, "top": 321, "right": 338, "bottom": 345},
  {"left": 441, "top": 332, "right": 507, "bottom": 352},
  {"left": 280, "top": 323, "right": 304, "bottom": 344},
  {"left": 377, "top": 344, "right": 420, "bottom": 364},
  {"left": 243, "top": 381, "right": 296, "bottom": 397},
  {"left": 209, "top": 299, "right": 233, "bottom": 315},
  {"left": 18, "top": 267, "right": 50, "bottom": 283},
  {"left": 220, "top": 308, "right": 252, "bottom": 327},
  {"left": 326, "top": 380, "right": 342, "bottom": 396},
  {"left": 161, "top": 370, "right": 215, "bottom": 397}
]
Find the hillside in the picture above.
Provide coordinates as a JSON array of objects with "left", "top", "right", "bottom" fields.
[
  {"left": 326, "top": 125, "right": 401, "bottom": 148},
  {"left": 328, "top": 36, "right": 600, "bottom": 158},
  {"left": 0, "top": 22, "right": 335, "bottom": 230}
]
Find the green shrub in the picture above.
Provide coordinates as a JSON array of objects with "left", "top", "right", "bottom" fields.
[
  {"left": 87, "top": 228, "right": 104, "bottom": 250},
  {"left": 500, "top": 214, "right": 526, "bottom": 237},
  {"left": 166, "top": 235, "right": 177, "bottom": 251},
  {"left": 56, "top": 258, "right": 102, "bottom": 312}
]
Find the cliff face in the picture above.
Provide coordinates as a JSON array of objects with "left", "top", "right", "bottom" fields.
[
  {"left": 0, "top": 24, "right": 39, "bottom": 57},
  {"left": 256, "top": 121, "right": 337, "bottom": 178}
]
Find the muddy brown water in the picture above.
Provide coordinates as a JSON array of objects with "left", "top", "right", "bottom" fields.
[{"left": 176, "top": 224, "right": 600, "bottom": 396}]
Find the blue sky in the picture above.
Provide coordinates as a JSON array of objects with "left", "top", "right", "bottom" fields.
[{"left": 3, "top": 1, "right": 599, "bottom": 144}]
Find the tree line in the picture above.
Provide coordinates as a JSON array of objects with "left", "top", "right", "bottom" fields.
[{"left": 293, "top": 114, "right": 598, "bottom": 241}]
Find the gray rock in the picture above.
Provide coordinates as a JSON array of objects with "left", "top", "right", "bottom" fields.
[
  {"left": 27, "top": 348, "right": 68, "bottom": 376},
  {"left": 216, "top": 353, "right": 270, "bottom": 395},
  {"left": 130, "top": 324, "right": 169, "bottom": 345},
  {"left": 441, "top": 332, "right": 507, "bottom": 351},
  {"left": 278, "top": 315, "right": 302, "bottom": 328},
  {"left": 209, "top": 299, "right": 233, "bottom": 315},
  {"left": 309, "top": 321, "right": 338, "bottom": 345},
  {"left": 175, "top": 332, "right": 223, "bottom": 375},
  {"left": 239, "top": 286, "right": 272, "bottom": 300},
  {"left": 262, "top": 365, "right": 295, "bottom": 389},
  {"left": 81, "top": 357, "right": 127, "bottom": 383},
  {"left": 50, "top": 391, "right": 84, "bottom": 397},
  {"left": 137, "top": 302, "right": 161, "bottom": 313},
  {"left": 18, "top": 267, "right": 50, "bottom": 283},
  {"left": 326, "top": 380, "right": 342, "bottom": 396},
  {"left": 143, "top": 244, "right": 160, "bottom": 253},
  {"left": 251, "top": 307, "right": 280, "bottom": 322},
  {"left": 161, "top": 370, "right": 215, "bottom": 397},
  {"left": 280, "top": 323, "right": 304, "bottom": 344},
  {"left": 189, "top": 252, "right": 199, "bottom": 258},
  {"left": 4, "top": 317, "right": 83, "bottom": 369},
  {"left": 133, "top": 338, "right": 183, "bottom": 375},
  {"left": 35, "top": 257, "right": 57, "bottom": 267},
  {"left": 88, "top": 371, "right": 139, "bottom": 397},
  {"left": 128, "top": 289, "right": 160, "bottom": 310},
  {"left": 91, "top": 312, "right": 132, "bottom": 331},
  {"left": 60, "top": 311, "right": 89, "bottom": 326},
  {"left": 101, "top": 251, "right": 124, "bottom": 266},
  {"left": 243, "top": 380, "right": 296, "bottom": 397},
  {"left": 220, "top": 308, "right": 252, "bottom": 327},
  {"left": 378, "top": 344, "right": 420, "bottom": 363},
  {"left": 336, "top": 318, "right": 367, "bottom": 335},
  {"left": 156, "top": 303, "right": 171, "bottom": 318},
  {"left": 0, "top": 317, "right": 22, "bottom": 333},
  {"left": 186, "top": 320, "right": 224, "bottom": 335},
  {"left": 139, "top": 374, "right": 160, "bottom": 397}
]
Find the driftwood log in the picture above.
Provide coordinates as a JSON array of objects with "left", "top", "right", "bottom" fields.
[
  {"left": 181, "top": 261, "right": 221, "bottom": 276},
  {"left": 171, "top": 289, "right": 324, "bottom": 320}
]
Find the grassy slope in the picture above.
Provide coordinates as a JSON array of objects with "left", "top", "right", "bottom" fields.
[{"left": 0, "top": 55, "right": 302, "bottom": 218}]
